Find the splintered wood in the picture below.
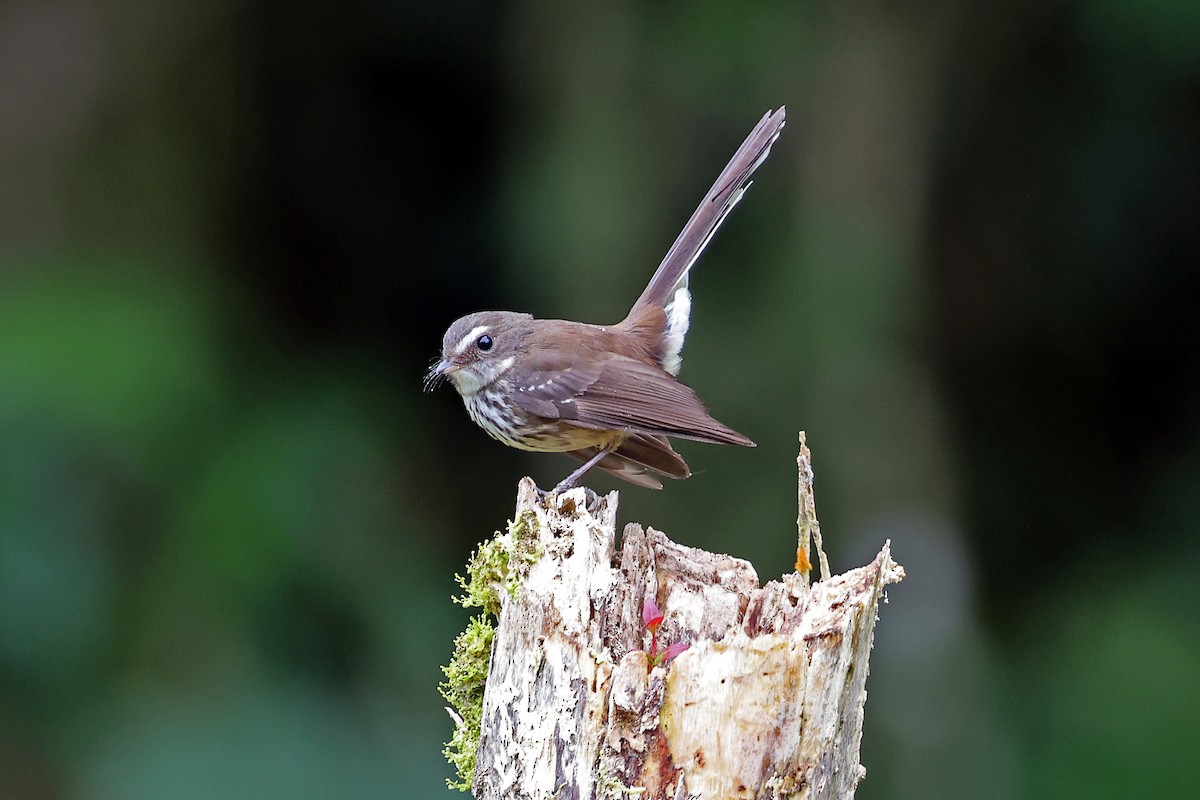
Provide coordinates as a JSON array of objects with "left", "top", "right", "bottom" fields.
[{"left": 471, "top": 480, "right": 903, "bottom": 800}]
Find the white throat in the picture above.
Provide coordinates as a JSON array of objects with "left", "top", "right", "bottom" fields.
[{"left": 450, "top": 355, "right": 515, "bottom": 397}]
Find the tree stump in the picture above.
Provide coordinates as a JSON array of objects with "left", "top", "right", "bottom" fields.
[{"left": 459, "top": 469, "right": 904, "bottom": 800}]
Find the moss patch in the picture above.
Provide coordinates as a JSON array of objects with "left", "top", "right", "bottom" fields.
[{"left": 439, "top": 510, "right": 541, "bottom": 790}]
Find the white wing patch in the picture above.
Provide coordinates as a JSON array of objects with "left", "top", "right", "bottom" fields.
[{"left": 661, "top": 286, "right": 692, "bottom": 376}]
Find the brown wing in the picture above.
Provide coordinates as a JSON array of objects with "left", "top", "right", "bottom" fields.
[
  {"left": 510, "top": 354, "right": 754, "bottom": 446},
  {"left": 506, "top": 356, "right": 604, "bottom": 420}
]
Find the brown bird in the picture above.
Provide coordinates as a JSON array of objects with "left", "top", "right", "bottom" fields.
[{"left": 427, "top": 107, "right": 785, "bottom": 492}]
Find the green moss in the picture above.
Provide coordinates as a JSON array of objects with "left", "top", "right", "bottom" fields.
[
  {"left": 439, "top": 511, "right": 541, "bottom": 791},
  {"left": 439, "top": 615, "right": 494, "bottom": 790},
  {"left": 506, "top": 509, "right": 542, "bottom": 593}
]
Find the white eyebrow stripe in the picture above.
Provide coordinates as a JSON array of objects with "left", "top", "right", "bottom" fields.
[{"left": 454, "top": 325, "right": 491, "bottom": 355}]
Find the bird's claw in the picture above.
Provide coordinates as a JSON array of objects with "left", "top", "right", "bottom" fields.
[{"left": 535, "top": 482, "right": 601, "bottom": 512}]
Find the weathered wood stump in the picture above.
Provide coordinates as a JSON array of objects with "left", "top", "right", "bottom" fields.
[{"left": 465, "top": 475, "right": 904, "bottom": 800}]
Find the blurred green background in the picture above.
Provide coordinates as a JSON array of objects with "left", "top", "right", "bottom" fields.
[{"left": 2, "top": 1, "right": 1198, "bottom": 798}]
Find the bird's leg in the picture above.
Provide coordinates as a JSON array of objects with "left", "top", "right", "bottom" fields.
[{"left": 549, "top": 445, "right": 617, "bottom": 496}]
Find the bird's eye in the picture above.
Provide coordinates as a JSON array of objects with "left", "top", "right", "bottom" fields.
[{"left": 476, "top": 334, "right": 493, "bottom": 352}]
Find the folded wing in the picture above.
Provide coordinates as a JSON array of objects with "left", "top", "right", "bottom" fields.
[{"left": 511, "top": 354, "right": 754, "bottom": 447}]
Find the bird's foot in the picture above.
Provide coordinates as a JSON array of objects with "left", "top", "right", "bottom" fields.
[
  {"left": 550, "top": 474, "right": 582, "bottom": 496},
  {"left": 535, "top": 481, "right": 601, "bottom": 512},
  {"left": 533, "top": 445, "right": 616, "bottom": 509},
  {"left": 552, "top": 446, "right": 615, "bottom": 495}
]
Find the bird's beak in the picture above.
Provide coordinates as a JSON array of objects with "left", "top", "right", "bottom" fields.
[{"left": 423, "top": 358, "right": 458, "bottom": 392}]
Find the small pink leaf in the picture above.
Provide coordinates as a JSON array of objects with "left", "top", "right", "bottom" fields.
[
  {"left": 662, "top": 641, "right": 690, "bottom": 663},
  {"left": 642, "top": 596, "right": 663, "bottom": 632}
]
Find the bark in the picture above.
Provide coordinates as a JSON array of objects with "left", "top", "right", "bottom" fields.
[{"left": 471, "top": 479, "right": 903, "bottom": 800}]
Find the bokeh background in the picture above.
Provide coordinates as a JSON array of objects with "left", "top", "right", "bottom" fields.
[{"left": 3, "top": 1, "right": 1199, "bottom": 797}]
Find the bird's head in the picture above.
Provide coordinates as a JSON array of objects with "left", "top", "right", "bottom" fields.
[{"left": 425, "top": 311, "right": 533, "bottom": 396}]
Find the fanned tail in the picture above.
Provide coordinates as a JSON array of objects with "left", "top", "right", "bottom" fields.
[{"left": 632, "top": 106, "right": 786, "bottom": 312}]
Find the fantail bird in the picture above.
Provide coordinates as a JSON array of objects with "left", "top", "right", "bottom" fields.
[{"left": 426, "top": 107, "right": 785, "bottom": 492}]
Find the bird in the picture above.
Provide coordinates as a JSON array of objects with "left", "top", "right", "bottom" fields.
[{"left": 426, "top": 107, "right": 785, "bottom": 493}]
